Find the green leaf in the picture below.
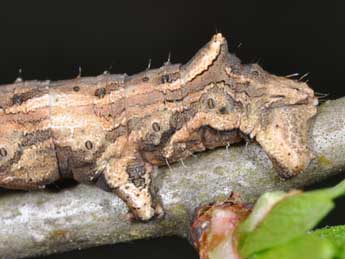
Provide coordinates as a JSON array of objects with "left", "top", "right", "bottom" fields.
[
  {"left": 236, "top": 191, "right": 287, "bottom": 239},
  {"left": 307, "top": 180, "right": 345, "bottom": 200},
  {"left": 239, "top": 194, "right": 334, "bottom": 257},
  {"left": 238, "top": 180, "right": 345, "bottom": 258},
  {"left": 312, "top": 226, "right": 345, "bottom": 259},
  {"left": 249, "top": 234, "right": 335, "bottom": 259}
]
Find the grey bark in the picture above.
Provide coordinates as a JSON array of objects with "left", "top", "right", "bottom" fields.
[{"left": 0, "top": 97, "right": 344, "bottom": 259}]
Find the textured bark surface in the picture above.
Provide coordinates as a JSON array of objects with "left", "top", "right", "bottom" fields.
[{"left": 0, "top": 97, "right": 344, "bottom": 259}]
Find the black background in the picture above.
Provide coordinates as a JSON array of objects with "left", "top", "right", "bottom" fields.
[{"left": 0, "top": 0, "right": 343, "bottom": 258}]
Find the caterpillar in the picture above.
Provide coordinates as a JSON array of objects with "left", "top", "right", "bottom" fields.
[{"left": 0, "top": 34, "right": 318, "bottom": 221}]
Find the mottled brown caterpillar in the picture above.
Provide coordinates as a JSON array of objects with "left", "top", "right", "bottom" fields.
[{"left": 0, "top": 34, "right": 318, "bottom": 221}]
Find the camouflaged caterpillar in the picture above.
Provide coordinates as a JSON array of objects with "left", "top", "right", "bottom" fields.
[{"left": 0, "top": 34, "right": 318, "bottom": 221}]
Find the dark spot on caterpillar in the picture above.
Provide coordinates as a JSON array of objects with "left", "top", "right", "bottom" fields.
[
  {"left": 207, "top": 98, "right": 216, "bottom": 109},
  {"left": 127, "top": 164, "right": 145, "bottom": 178},
  {"left": 219, "top": 107, "right": 227, "bottom": 114},
  {"left": 85, "top": 140, "right": 93, "bottom": 150},
  {"left": 161, "top": 74, "right": 171, "bottom": 84},
  {"left": 0, "top": 147, "right": 7, "bottom": 157},
  {"left": 95, "top": 88, "right": 106, "bottom": 98},
  {"left": 142, "top": 76, "right": 149, "bottom": 82},
  {"left": 73, "top": 86, "right": 80, "bottom": 92},
  {"left": 152, "top": 122, "right": 161, "bottom": 132},
  {"left": 11, "top": 88, "right": 48, "bottom": 107},
  {"left": 12, "top": 94, "right": 23, "bottom": 105},
  {"left": 133, "top": 178, "right": 145, "bottom": 187}
]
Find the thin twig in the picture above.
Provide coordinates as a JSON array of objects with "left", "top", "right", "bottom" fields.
[{"left": 0, "top": 97, "right": 344, "bottom": 259}]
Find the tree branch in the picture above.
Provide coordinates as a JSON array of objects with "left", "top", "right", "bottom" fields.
[{"left": 0, "top": 97, "right": 344, "bottom": 259}]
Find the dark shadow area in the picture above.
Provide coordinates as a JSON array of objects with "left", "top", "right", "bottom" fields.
[
  {"left": 0, "top": 0, "right": 343, "bottom": 258},
  {"left": 36, "top": 237, "right": 198, "bottom": 259},
  {"left": 44, "top": 178, "right": 79, "bottom": 193},
  {"left": 305, "top": 173, "right": 345, "bottom": 228}
]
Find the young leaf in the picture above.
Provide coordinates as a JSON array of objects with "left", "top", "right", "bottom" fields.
[
  {"left": 249, "top": 234, "right": 335, "bottom": 259},
  {"left": 312, "top": 226, "right": 345, "bottom": 259},
  {"left": 238, "top": 180, "right": 345, "bottom": 258},
  {"left": 236, "top": 191, "right": 287, "bottom": 238}
]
